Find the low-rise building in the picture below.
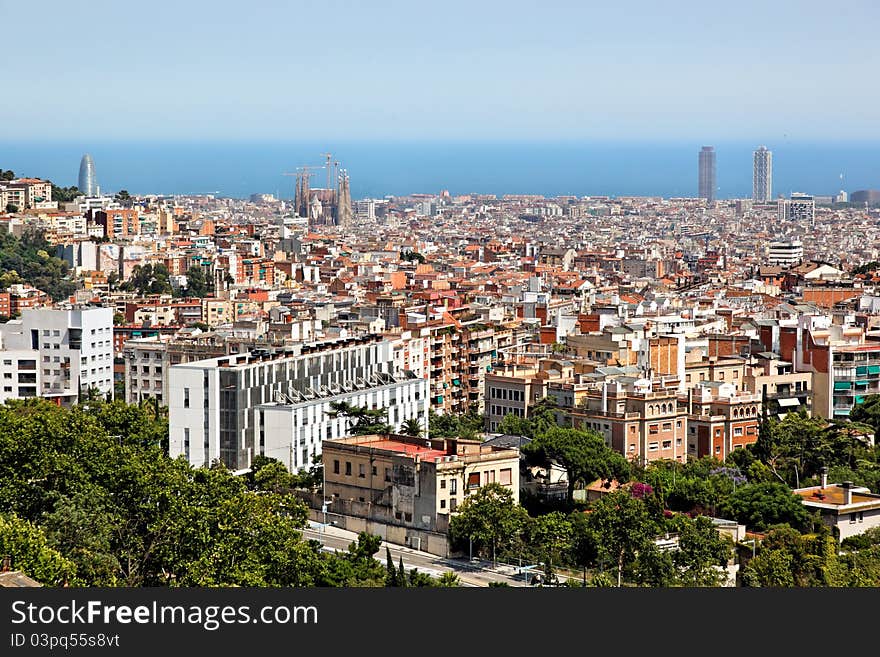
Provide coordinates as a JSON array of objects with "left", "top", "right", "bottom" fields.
[
  {"left": 322, "top": 433, "right": 520, "bottom": 533},
  {"left": 795, "top": 477, "right": 880, "bottom": 542}
]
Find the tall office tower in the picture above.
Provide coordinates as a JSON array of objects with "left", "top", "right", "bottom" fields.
[
  {"left": 698, "top": 146, "right": 716, "bottom": 202},
  {"left": 752, "top": 146, "right": 772, "bottom": 202},
  {"left": 78, "top": 154, "right": 97, "bottom": 196}
]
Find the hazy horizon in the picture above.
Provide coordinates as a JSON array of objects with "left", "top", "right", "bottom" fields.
[{"left": 3, "top": 139, "right": 876, "bottom": 200}]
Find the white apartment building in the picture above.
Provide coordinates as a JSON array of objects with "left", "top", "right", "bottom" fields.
[
  {"left": 168, "top": 336, "right": 429, "bottom": 471},
  {"left": 768, "top": 240, "right": 804, "bottom": 267},
  {"left": 0, "top": 306, "right": 114, "bottom": 405}
]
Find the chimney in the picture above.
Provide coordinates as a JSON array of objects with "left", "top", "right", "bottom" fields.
[
  {"left": 841, "top": 481, "right": 853, "bottom": 505},
  {"left": 819, "top": 466, "right": 828, "bottom": 490}
]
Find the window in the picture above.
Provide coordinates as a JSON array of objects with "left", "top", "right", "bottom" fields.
[
  {"left": 734, "top": 427, "right": 743, "bottom": 436},
  {"left": 685, "top": 374, "right": 692, "bottom": 382},
  {"left": 372, "top": 466, "right": 377, "bottom": 476},
  {"left": 676, "top": 420, "right": 682, "bottom": 428},
  {"left": 715, "top": 446, "right": 721, "bottom": 454},
  {"left": 384, "top": 468, "right": 391, "bottom": 482},
  {"left": 648, "top": 442, "right": 659, "bottom": 451},
  {"left": 449, "top": 478, "right": 458, "bottom": 494},
  {"left": 2, "top": 386, "right": 10, "bottom": 392},
  {"left": 500, "top": 468, "right": 512, "bottom": 485},
  {"left": 345, "top": 462, "right": 352, "bottom": 476},
  {"left": 649, "top": 424, "right": 659, "bottom": 435},
  {"left": 440, "top": 479, "right": 446, "bottom": 489},
  {"left": 733, "top": 370, "right": 739, "bottom": 379},
  {"left": 183, "top": 388, "right": 190, "bottom": 408},
  {"left": 2, "top": 373, "right": 9, "bottom": 379},
  {"left": 449, "top": 498, "right": 458, "bottom": 511},
  {"left": 629, "top": 444, "right": 635, "bottom": 452},
  {"left": 718, "top": 372, "right": 725, "bottom": 380},
  {"left": 662, "top": 440, "right": 672, "bottom": 449},
  {"left": 333, "top": 460, "right": 340, "bottom": 474},
  {"left": 467, "top": 472, "right": 480, "bottom": 488},
  {"left": 662, "top": 422, "right": 672, "bottom": 431},
  {"left": 358, "top": 463, "right": 365, "bottom": 478},
  {"left": 699, "top": 373, "right": 705, "bottom": 381},
  {"left": 440, "top": 499, "right": 446, "bottom": 509}
]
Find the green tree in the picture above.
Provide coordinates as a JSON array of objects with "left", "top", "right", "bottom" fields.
[
  {"left": 326, "top": 402, "right": 392, "bottom": 436},
  {"left": 385, "top": 547, "right": 398, "bottom": 586},
  {"left": 180, "top": 265, "right": 211, "bottom": 298},
  {"left": 527, "top": 511, "right": 573, "bottom": 582},
  {"left": 586, "top": 490, "right": 657, "bottom": 587},
  {"left": 448, "top": 482, "right": 529, "bottom": 564},
  {"left": 400, "top": 417, "right": 422, "bottom": 437},
  {"left": 0, "top": 513, "right": 78, "bottom": 586},
  {"left": 0, "top": 169, "right": 14, "bottom": 181},
  {"left": 673, "top": 515, "right": 732, "bottom": 586},
  {"left": 524, "top": 426, "right": 630, "bottom": 504},
  {"left": 437, "top": 571, "right": 460, "bottom": 587},
  {"left": 718, "top": 482, "right": 812, "bottom": 532},
  {"left": 4, "top": 203, "right": 18, "bottom": 213}
]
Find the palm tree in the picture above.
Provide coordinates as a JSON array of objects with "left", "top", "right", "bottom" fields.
[{"left": 401, "top": 417, "right": 422, "bottom": 437}]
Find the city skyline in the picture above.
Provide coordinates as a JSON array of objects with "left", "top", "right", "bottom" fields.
[{"left": 3, "top": 1, "right": 879, "bottom": 141}]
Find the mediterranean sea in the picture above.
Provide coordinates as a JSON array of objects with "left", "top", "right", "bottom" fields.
[{"left": 1, "top": 140, "right": 877, "bottom": 201}]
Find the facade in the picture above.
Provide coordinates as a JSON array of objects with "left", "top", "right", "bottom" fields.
[
  {"left": 78, "top": 154, "right": 98, "bottom": 197},
  {"left": 123, "top": 337, "right": 170, "bottom": 405},
  {"left": 768, "top": 240, "right": 803, "bottom": 267},
  {"left": 777, "top": 193, "right": 815, "bottom": 225},
  {"left": 752, "top": 146, "right": 772, "bottom": 203},
  {"left": 556, "top": 377, "right": 689, "bottom": 465},
  {"left": 698, "top": 146, "right": 716, "bottom": 203},
  {"left": 684, "top": 382, "right": 762, "bottom": 460},
  {"left": 322, "top": 433, "right": 520, "bottom": 532},
  {"left": 168, "top": 336, "right": 429, "bottom": 471},
  {"left": 0, "top": 306, "right": 114, "bottom": 405}
]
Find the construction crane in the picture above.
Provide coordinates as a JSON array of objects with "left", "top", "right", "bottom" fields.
[{"left": 320, "top": 153, "right": 333, "bottom": 191}]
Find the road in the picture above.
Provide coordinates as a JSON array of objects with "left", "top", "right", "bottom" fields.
[{"left": 303, "top": 522, "right": 534, "bottom": 587}]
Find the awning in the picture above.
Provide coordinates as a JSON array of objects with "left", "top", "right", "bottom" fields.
[
  {"left": 856, "top": 396, "right": 866, "bottom": 404},
  {"left": 856, "top": 380, "right": 871, "bottom": 386},
  {"left": 869, "top": 365, "right": 880, "bottom": 374},
  {"left": 834, "top": 381, "right": 852, "bottom": 390},
  {"left": 856, "top": 366, "right": 870, "bottom": 375},
  {"left": 777, "top": 398, "right": 800, "bottom": 407}
]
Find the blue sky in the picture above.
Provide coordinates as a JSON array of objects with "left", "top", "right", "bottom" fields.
[{"left": 2, "top": 0, "right": 879, "bottom": 141}]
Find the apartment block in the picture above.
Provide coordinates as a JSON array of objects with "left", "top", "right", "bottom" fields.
[
  {"left": 168, "top": 336, "right": 428, "bottom": 471},
  {"left": 0, "top": 306, "right": 114, "bottom": 404},
  {"left": 684, "top": 383, "right": 762, "bottom": 460}
]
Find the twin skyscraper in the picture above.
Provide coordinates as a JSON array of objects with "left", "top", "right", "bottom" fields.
[{"left": 697, "top": 145, "right": 773, "bottom": 203}]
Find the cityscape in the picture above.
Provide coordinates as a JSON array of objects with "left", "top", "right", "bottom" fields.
[{"left": 2, "top": 1, "right": 880, "bottom": 595}]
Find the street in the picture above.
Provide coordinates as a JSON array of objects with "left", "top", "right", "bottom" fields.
[{"left": 303, "top": 522, "right": 535, "bottom": 587}]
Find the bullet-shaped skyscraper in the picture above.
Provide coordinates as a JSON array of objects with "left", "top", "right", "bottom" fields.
[
  {"left": 698, "top": 146, "right": 716, "bottom": 203},
  {"left": 752, "top": 145, "right": 772, "bottom": 203},
  {"left": 78, "top": 154, "right": 97, "bottom": 197}
]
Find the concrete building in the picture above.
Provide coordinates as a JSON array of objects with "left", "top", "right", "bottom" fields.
[
  {"left": 168, "top": 336, "right": 429, "bottom": 471},
  {"left": 684, "top": 382, "right": 762, "bottom": 460},
  {"left": 322, "top": 433, "right": 520, "bottom": 532},
  {"left": 698, "top": 146, "right": 716, "bottom": 203},
  {"left": 0, "top": 306, "right": 114, "bottom": 404},
  {"left": 796, "top": 476, "right": 880, "bottom": 542},
  {"left": 752, "top": 146, "right": 772, "bottom": 203},
  {"left": 768, "top": 240, "right": 804, "bottom": 267},
  {"left": 558, "top": 376, "right": 689, "bottom": 465}
]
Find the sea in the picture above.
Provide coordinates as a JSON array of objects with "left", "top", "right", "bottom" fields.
[{"left": 1, "top": 140, "right": 877, "bottom": 201}]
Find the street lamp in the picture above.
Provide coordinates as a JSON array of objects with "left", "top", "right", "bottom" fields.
[{"left": 319, "top": 499, "right": 334, "bottom": 538}]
